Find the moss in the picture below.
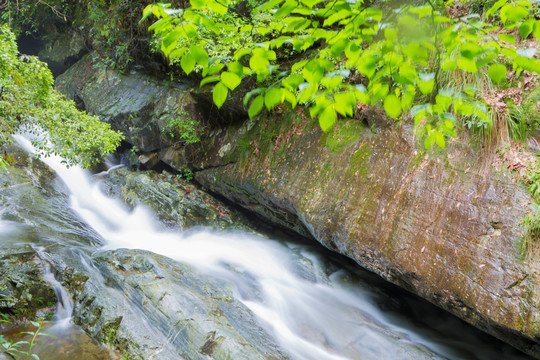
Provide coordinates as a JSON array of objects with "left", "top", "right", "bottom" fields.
[
  {"left": 347, "top": 144, "right": 372, "bottom": 177},
  {"left": 321, "top": 120, "right": 364, "bottom": 154}
]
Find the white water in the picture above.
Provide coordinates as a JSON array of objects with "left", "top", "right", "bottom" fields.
[
  {"left": 11, "top": 135, "right": 527, "bottom": 360},
  {"left": 34, "top": 248, "right": 74, "bottom": 329}
]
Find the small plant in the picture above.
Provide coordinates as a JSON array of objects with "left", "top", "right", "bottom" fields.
[
  {"left": 518, "top": 210, "right": 540, "bottom": 260},
  {"left": 177, "top": 167, "right": 194, "bottom": 182},
  {"left": 0, "top": 312, "right": 51, "bottom": 360},
  {"left": 161, "top": 109, "right": 201, "bottom": 145}
]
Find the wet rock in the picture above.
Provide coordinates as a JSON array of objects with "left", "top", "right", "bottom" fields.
[
  {"left": 99, "top": 167, "right": 251, "bottom": 231},
  {"left": 0, "top": 146, "right": 61, "bottom": 319},
  {"left": 55, "top": 53, "right": 202, "bottom": 153},
  {"left": 58, "top": 248, "right": 289, "bottom": 360},
  {"left": 37, "top": 28, "right": 87, "bottom": 77},
  {"left": 188, "top": 114, "right": 540, "bottom": 358},
  {"left": 0, "top": 245, "right": 56, "bottom": 318}
]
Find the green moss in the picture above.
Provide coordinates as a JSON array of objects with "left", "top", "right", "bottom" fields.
[
  {"left": 321, "top": 120, "right": 364, "bottom": 154},
  {"left": 236, "top": 135, "right": 252, "bottom": 161},
  {"left": 347, "top": 144, "right": 372, "bottom": 177}
]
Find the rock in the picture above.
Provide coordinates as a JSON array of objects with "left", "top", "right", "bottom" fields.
[
  {"left": 55, "top": 53, "right": 203, "bottom": 153},
  {"left": 99, "top": 167, "right": 251, "bottom": 231},
  {"left": 37, "top": 28, "right": 87, "bottom": 77},
  {"left": 0, "top": 145, "right": 63, "bottom": 319},
  {"left": 188, "top": 113, "right": 540, "bottom": 358},
  {"left": 0, "top": 245, "right": 56, "bottom": 318},
  {"left": 54, "top": 248, "right": 290, "bottom": 360}
]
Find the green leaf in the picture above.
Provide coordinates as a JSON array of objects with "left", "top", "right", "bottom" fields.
[
  {"left": 356, "top": 52, "right": 377, "bottom": 78},
  {"left": 249, "top": 95, "right": 264, "bottom": 119},
  {"left": 323, "top": 9, "right": 351, "bottom": 27},
  {"left": 397, "top": 63, "right": 417, "bottom": 85},
  {"left": 180, "top": 53, "right": 196, "bottom": 75},
  {"left": 200, "top": 75, "right": 220, "bottom": 87},
  {"left": 488, "top": 63, "right": 507, "bottom": 84},
  {"left": 319, "top": 107, "right": 336, "bottom": 132},
  {"left": 330, "top": 38, "right": 348, "bottom": 58},
  {"left": 534, "top": 20, "right": 540, "bottom": 41},
  {"left": 190, "top": 45, "right": 209, "bottom": 68},
  {"left": 500, "top": 5, "right": 529, "bottom": 24},
  {"left": 235, "top": 49, "right": 252, "bottom": 61},
  {"left": 161, "top": 28, "right": 182, "bottom": 51},
  {"left": 321, "top": 76, "right": 342, "bottom": 90},
  {"left": 499, "top": 33, "right": 516, "bottom": 44},
  {"left": 434, "top": 131, "right": 445, "bottom": 149},
  {"left": 486, "top": 0, "right": 508, "bottom": 18},
  {"left": 221, "top": 72, "right": 242, "bottom": 90},
  {"left": 213, "top": 82, "right": 228, "bottom": 109},
  {"left": 207, "top": 0, "right": 228, "bottom": 15},
  {"left": 418, "top": 73, "right": 435, "bottom": 95},
  {"left": 383, "top": 94, "right": 401, "bottom": 119},
  {"left": 203, "top": 62, "right": 225, "bottom": 76},
  {"left": 282, "top": 73, "right": 304, "bottom": 90},
  {"left": 457, "top": 57, "right": 477, "bottom": 73},
  {"left": 265, "top": 88, "right": 282, "bottom": 110},
  {"left": 228, "top": 61, "right": 244, "bottom": 77},
  {"left": 334, "top": 92, "right": 356, "bottom": 117},
  {"left": 275, "top": 0, "right": 298, "bottom": 19},
  {"left": 519, "top": 18, "right": 535, "bottom": 39},
  {"left": 190, "top": 0, "right": 205, "bottom": 9},
  {"left": 401, "top": 86, "right": 415, "bottom": 111},
  {"left": 460, "top": 42, "right": 483, "bottom": 59}
]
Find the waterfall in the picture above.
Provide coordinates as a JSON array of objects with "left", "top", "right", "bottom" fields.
[{"left": 11, "top": 135, "right": 529, "bottom": 360}]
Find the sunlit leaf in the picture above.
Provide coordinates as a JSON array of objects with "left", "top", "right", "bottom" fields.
[
  {"left": 383, "top": 94, "right": 401, "bottom": 119},
  {"left": 180, "top": 53, "right": 196, "bottom": 75},
  {"left": 319, "top": 107, "right": 336, "bottom": 132},
  {"left": 488, "top": 63, "right": 507, "bottom": 84},
  {"left": 213, "top": 81, "right": 228, "bottom": 108},
  {"left": 249, "top": 95, "right": 264, "bottom": 119},
  {"left": 221, "top": 72, "right": 242, "bottom": 90}
]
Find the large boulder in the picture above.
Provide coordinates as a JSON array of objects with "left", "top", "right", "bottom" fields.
[
  {"left": 188, "top": 112, "right": 540, "bottom": 358},
  {"left": 55, "top": 53, "right": 202, "bottom": 154},
  {"left": 54, "top": 248, "right": 289, "bottom": 360}
]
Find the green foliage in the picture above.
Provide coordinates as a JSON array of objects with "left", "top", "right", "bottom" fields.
[
  {"left": 0, "top": 25, "right": 123, "bottom": 167},
  {"left": 144, "top": 0, "right": 540, "bottom": 150},
  {"left": 508, "top": 86, "right": 540, "bottom": 141},
  {"left": 0, "top": 314, "right": 49, "bottom": 360},
  {"left": 161, "top": 108, "right": 201, "bottom": 145},
  {"left": 176, "top": 167, "right": 194, "bottom": 182},
  {"left": 1, "top": 0, "right": 153, "bottom": 71}
]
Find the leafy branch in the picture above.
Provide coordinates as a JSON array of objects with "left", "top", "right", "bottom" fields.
[{"left": 144, "top": 0, "right": 540, "bottom": 149}]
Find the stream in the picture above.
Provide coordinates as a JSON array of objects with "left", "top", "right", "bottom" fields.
[{"left": 0, "top": 136, "right": 532, "bottom": 359}]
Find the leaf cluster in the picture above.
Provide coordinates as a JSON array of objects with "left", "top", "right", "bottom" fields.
[
  {"left": 0, "top": 25, "right": 123, "bottom": 167},
  {"left": 145, "top": 0, "right": 540, "bottom": 149}
]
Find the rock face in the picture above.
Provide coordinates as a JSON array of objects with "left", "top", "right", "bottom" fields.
[
  {"left": 55, "top": 54, "right": 540, "bottom": 357},
  {"left": 189, "top": 113, "right": 540, "bottom": 357},
  {"left": 99, "top": 168, "right": 251, "bottom": 231},
  {"left": 55, "top": 248, "right": 289, "bottom": 360},
  {"left": 55, "top": 54, "right": 201, "bottom": 155},
  {"left": 0, "top": 146, "right": 59, "bottom": 319}
]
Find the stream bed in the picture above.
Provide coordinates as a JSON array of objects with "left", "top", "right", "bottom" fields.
[{"left": 0, "top": 137, "right": 533, "bottom": 359}]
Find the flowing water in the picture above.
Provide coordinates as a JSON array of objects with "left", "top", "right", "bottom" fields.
[{"left": 1, "top": 136, "right": 532, "bottom": 360}]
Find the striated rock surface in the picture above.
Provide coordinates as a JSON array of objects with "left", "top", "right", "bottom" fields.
[
  {"left": 54, "top": 248, "right": 289, "bottom": 360},
  {"left": 99, "top": 167, "right": 252, "bottom": 231},
  {"left": 189, "top": 113, "right": 540, "bottom": 357}
]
